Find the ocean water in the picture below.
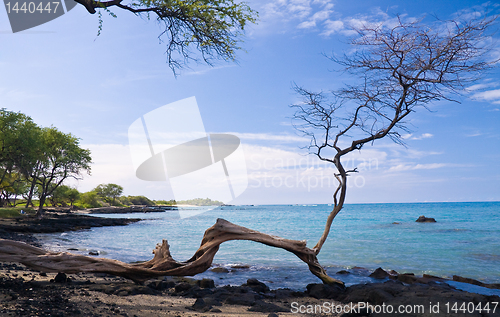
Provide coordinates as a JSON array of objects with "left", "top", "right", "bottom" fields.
[{"left": 34, "top": 202, "right": 500, "bottom": 294}]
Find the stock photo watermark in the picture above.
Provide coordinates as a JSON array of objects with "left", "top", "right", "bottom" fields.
[
  {"left": 2, "top": 0, "right": 76, "bottom": 32},
  {"left": 128, "top": 97, "right": 248, "bottom": 218},
  {"left": 290, "top": 301, "right": 499, "bottom": 315},
  {"left": 127, "top": 97, "right": 381, "bottom": 218},
  {"left": 248, "top": 155, "right": 379, "bottom": 192}
]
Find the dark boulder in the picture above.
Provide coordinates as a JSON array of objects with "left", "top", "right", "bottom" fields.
[
  {"left": 453, "top": 275, "right": 486, "bottom": 287},
  {"left": 210, "top": 267, "right": 230, "bottom": 273},
  {"left": 53, "top": 272, "right": 70, "bottom": 283},
  {"left": 306, "top": 283, "right": 345, "bottom": 299},
  {"left": 416, "top": 215, "right": 436, "bottom": 222},
  {"left": 397, "top": 273, "right": 418, "bottom": 284},
  {"left": 343, "top": 283, "right": 395, "bottom": 305},
  {"left": 369, "top": 267, "right": 389, "bottom": 279},
  {"left": 189, "top": 298, "right": 212, "bottom": 312},
  {"left": 147, "top": 280, "right": 175, "bottom": 291},
  {"left": 225, "top": 292, "right": 257, "bottom": 306},
  {"left": 175, "top": 282, "right": 193, "bottom": 292},
  {"left": 243, "top": 278, "right": 270, "bottom": 293},
  {"left": 197, "top": 278, "right": 215, "bottom": 289},
  {"left": 248, "top": 300, "right": 288, "bottom": 312}
]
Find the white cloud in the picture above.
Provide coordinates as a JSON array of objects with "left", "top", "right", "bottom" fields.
[
  {"left": 260, "top": 0, "right": 335, "bottom": 33},
  {"left": 413, "top": 133, "right": 434, "bottom": 140},
  {"left": 387, "top": 163, "right": 447, "bottom": 172},
  {"left": 65, "top": 144, "right": 136, "bottom": 192},
  {"left": 320, "top": 8, "right": 414, "bottom": 37},
  {"left": 229, "top": 132, "right": 307, "bottom": 143},
  {"left": 259, "top": 1, "right": 418, "bottom": 38},
  {"left": 298, "top": 20, "right": 317, "bottom": 29},
  {"left": 183, "top": 64, "right": 236, "bottom": 76},
  {"left": 413, "top": 163, "right": 448, "bottom": 170},
  {"left": 0, "top": 87, "right": 46, "bottom": 103},
  {"left": 472, "top": 88, "right": 500, "bottom": 104},
  {"left": 262, "top": 0, "right": 313, "bottom": 21},
  {"left": 321, "top": 20, "right": 344, "bottom": 36},
  {"left": 404, "top": 149, "right": 443, "bottom": 159},
  {"left": 465, "top": 132, "right": 483, "bottom": 137},
  {"left": 465, "top": 82, "right": 498, "bottom": 92},
  {"left": 473, "top": 89, "right": 500, "bottom": 99},
  {"left": 298, "top": 4, "right": 334, "bottom": 29},
  {"left": 100, "top": 70, "right": 164, "bottom": 87},
  {"left": 401, "top": 133, "right": 434, "bottom": 140}
]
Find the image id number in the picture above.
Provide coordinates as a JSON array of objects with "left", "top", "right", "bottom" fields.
[{"left": 5, "top": 1, "right": 60, "bottom": 14}]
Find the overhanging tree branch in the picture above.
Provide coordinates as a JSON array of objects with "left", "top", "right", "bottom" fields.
[{"left": 73, "top": 0, "right": 257, "bottom": 75}]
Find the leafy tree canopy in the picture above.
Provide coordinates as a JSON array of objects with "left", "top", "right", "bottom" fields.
[
  {"left": 75, "top": 0, "right": 258, "bottom": 75},
  {"left": 33, "top": 127, "right": 92, "bottom": 215},
  {"left": 93, "top": 183, "right": 124, "bottom": 205}
]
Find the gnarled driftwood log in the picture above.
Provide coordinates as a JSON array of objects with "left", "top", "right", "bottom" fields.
[{"left": 0, "top": 218, "right": 343, "bottom": 286}]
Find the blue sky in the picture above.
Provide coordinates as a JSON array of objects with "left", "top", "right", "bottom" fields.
[{"left": 1, "top": 0, "right": 499, "bottom": 204}]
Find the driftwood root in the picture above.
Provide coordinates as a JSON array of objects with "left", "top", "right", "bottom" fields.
[{"left": 0, "top": 218, "right": 344, "bottom": 287}]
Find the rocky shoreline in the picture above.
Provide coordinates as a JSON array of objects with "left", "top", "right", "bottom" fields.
[
  {"left": 85, "top": 205, "right": 177, "bottom": 214},
  {"left": 0, "top": 214, "right": 499, "bottom": 316},
  {"left": 1, "top": 262, "right": 499, "bottom": 317},
  {"left": 0, "top": 213, "right": 141, "bottom": 235}
]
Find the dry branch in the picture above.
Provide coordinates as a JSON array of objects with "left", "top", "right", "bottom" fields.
[
  {"left": 0, "top": 218, "right": 344, "bottom": 286},
  {"left": 292, "top": 14, "right": 497, "bottom": 257}
]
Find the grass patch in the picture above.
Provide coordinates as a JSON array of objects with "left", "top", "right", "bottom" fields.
[{"left": 0, "top": 207, "right": 36, "bottom": 218}]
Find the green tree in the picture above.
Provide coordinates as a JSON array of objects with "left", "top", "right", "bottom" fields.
[
  {"left": 49, "top": 185, "right": 80, "bottom": 207},
  {"left": 0, "top": 109, "right": 41, "bottom": 207},
  {"left": 66, "top": 187, "right": 81, "bottom": 207},
  {"left": 177, "top": 198, "right": 223, "bottom": 206},
  {"left": 75, "top": 0, "right": 257, "bottom": 75},
  {"left": 154, "top": 199, "right": 176, "bottom": 205},
  {"left": 3, "top": 172, "right": 30, "bottom": 207},
  {"left": 27, "top": 127, "right": 92, "bottom": 217},
  {"left": 78, "top": 191, "right": 102, "bottom": 208},
  {"left": 93, "top": 183, "right": 124, "bottom": 205},
  {"left": 49, "top": 184, "right": 69, "bottom": 206},
  {"left": 126, "top": 195, "right": 155, "bottom": 206}
]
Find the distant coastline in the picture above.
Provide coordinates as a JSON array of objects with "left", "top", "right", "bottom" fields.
[{"left": 82, "top": 205, "right": 177, "bottom": 214}]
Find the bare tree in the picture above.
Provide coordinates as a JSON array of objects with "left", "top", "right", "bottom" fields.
[
  {"left": 0, "top": 14, "right": 497, "bottom": 286},
  {"left": 292, "top": 14, "right": 498, "bottom": 256}
]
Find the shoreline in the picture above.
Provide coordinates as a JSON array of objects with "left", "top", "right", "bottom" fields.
[
  {"left": 1, "top": 212, "right": 499, "bottom": 290},
  {"left": 1, "top": 213, "right": 499, "bottom": 316},
  {"left": 1, "top": 259, "right": 499, "bottom": 316},
  {"left": 0, "top": 212, "right": 141, "bottom": 235}
]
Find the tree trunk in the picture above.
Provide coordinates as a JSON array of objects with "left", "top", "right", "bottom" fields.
[
  {"left": 313, "top": 156, "right": 347, "bottom": 254},
  {"left": 25, "top": 177, "right": 37, "bottom": 208},
  {"left": 0, "top": 218, "right": 344, "bottom": 286},
  {"left": 36, "top": 193, "right": 46, "bottom": 218}
]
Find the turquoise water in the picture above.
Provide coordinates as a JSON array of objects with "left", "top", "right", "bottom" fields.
[{"left": 35, "top": 202, "right": 500, "bottom": 292}]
